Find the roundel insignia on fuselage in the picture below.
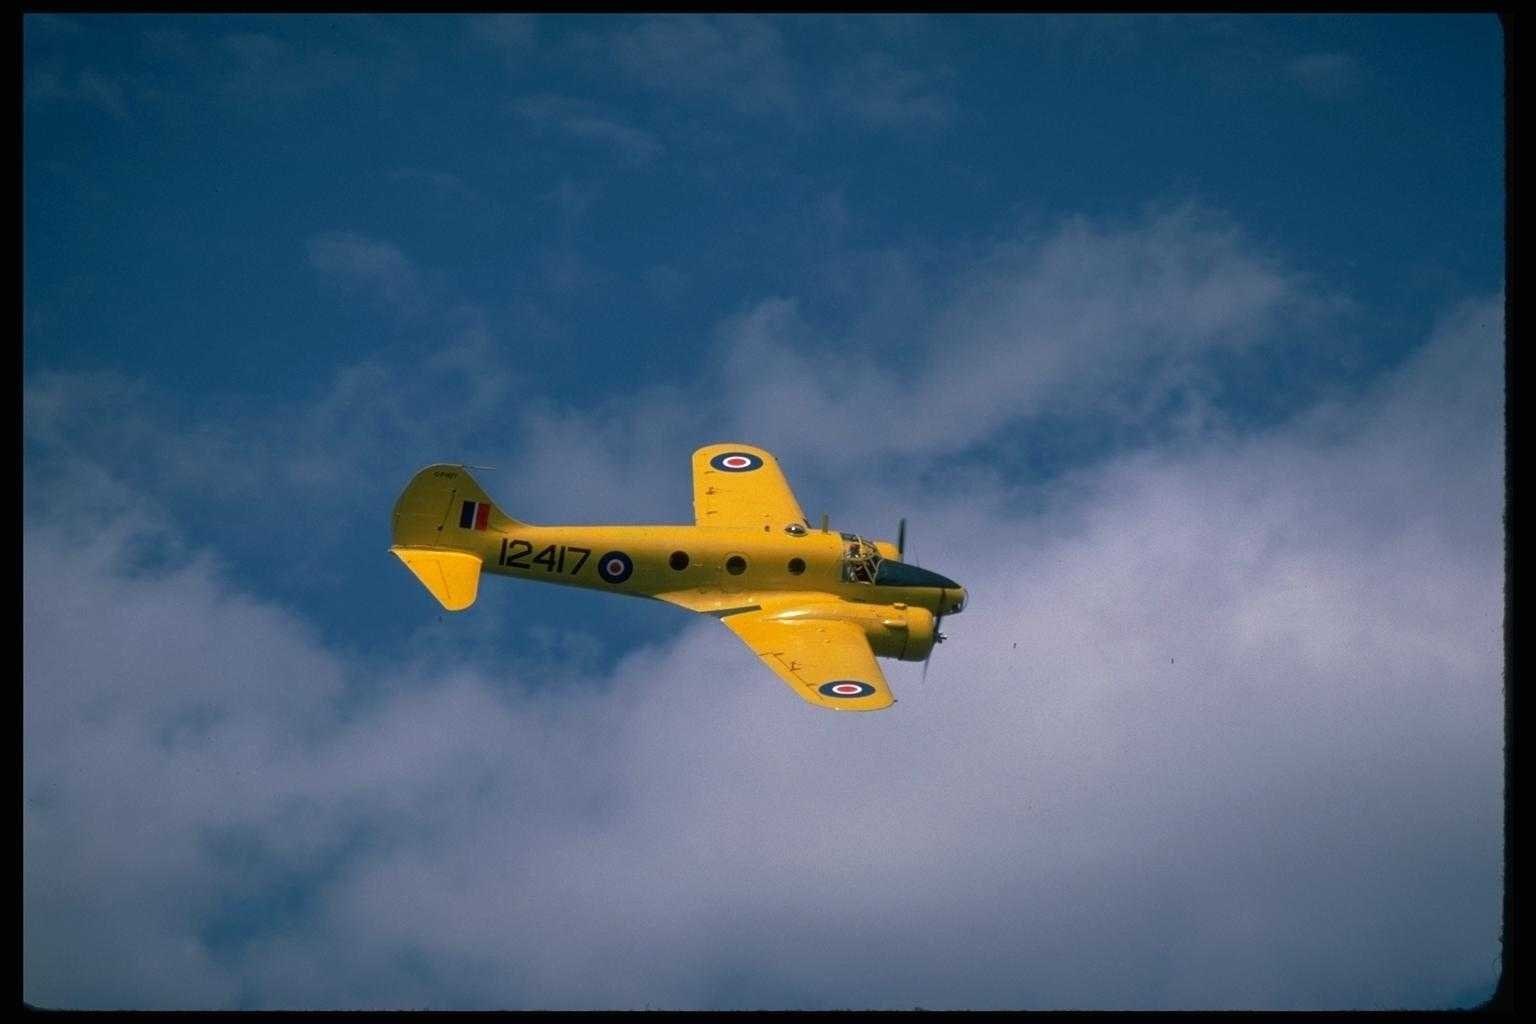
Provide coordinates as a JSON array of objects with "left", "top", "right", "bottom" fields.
[
  {"left": 597, "top": 551, "right": 634, "bottom": 584},
  {"left": 818, "top": 680, "right": 877, "bottom": 699},
  {"left": 710, "top": 451, "right": 764, "bottom": 473}
]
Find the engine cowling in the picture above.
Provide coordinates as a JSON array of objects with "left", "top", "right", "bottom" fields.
[
  {"left": 868, "top": 603, "right": 937, "bottom": 662},
  {"left": 763, "top": 601, "right": 938, "bottom": 662}
]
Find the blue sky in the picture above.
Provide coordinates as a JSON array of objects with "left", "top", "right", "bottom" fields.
[{"left": 24, "top": 14, "right": 1504, "bottom": 1010}]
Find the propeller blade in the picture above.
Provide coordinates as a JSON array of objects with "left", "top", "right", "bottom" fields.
[
  {"left": 897, "top": 518, "right": 907, "bottom": 560},
  {"left": 923, "top": 590, "right": 946, "bottom": 684},
  {"left": 923, "top": 616, "right": 945, "bottom": 681}
]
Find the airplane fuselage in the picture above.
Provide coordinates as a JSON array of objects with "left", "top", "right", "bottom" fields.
[{"left": 445, "top": 522, "right": 965, "bottom": 620}]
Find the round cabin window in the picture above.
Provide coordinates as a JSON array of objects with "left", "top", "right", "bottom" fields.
[
  {"left": 787, "top": 557, "right": 806, "bottom": 575},
  {"left": 669, "top": 551, "right": 689, "bottom": 571},
  {"left": 725, "top": 555, "right": 747, "bottom": 576}
]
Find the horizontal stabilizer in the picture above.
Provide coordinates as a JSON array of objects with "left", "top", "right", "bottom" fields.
[{"left": 390, "top": 546, "right": 483, "bottom": 611}]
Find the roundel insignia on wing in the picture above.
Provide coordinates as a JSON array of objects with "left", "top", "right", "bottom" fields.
[
  {"left": 710, "top": 451, "right": 764, "bottom": 473},
  {"left": 597, "top": 551, "right": 634, "bottom": 584},
  {"left": 818, "top": 680, "right": 877, "bottom": 699}
]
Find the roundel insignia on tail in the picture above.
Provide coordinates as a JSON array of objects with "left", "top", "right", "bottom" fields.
[
  {"left": 710, "top": 451, "right": 764, "bottom": 473},
  {"left": 597, "top": 551, "right": 634, "bottom": 584},
  {"left": 818, "top": 680, "right": 877, "bottom": 699}
]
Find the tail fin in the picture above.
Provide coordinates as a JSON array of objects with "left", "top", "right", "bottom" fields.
[{"left": 390, "top": 464, "right": 522, "bottom": 611}]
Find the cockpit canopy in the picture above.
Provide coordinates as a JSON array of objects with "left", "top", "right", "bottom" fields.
[
  {"left": 840, "top": 533, "right": 960, "bottom": 592},
  {"left": 840, "top": 533, "right": 881, "bottom": 583}
]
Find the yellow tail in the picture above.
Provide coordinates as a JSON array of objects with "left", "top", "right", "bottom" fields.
[{"left": 390, "top": 464, "right": 521, "bottom": 611}]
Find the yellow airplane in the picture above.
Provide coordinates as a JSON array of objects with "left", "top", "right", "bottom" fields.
[{"left": 389, "top": 443, "right": 967, "bottom": 711}]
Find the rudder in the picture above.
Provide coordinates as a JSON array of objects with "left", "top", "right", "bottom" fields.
[{"left": 391, "top": 464, "right": 521, "bottom": 548}]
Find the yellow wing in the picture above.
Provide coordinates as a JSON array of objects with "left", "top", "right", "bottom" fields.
[
  {"left": 692, "top": 443, "right": 808, "bottom": 531},
  {"left": 719, "top": 607, "right": 894, "bottom": 711}
]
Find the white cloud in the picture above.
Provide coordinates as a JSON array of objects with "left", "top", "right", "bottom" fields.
[
  {"left": 512, "top": 94, "right": 664, "bottom": 165},
  {"left": 601, "top": 16, "right": 799, "bottom": 117},
  {"left": 563, "top": 116, "right": 664, "bottom": 164},
  {"left": 510, "top": 390, "right": 698, "bottom": 525},
  {"left": 21, "top": 315, "right": 521, "bottom": 585},
  {"left": 17, "top": 204, "right": 1380, "bottom": 577},
  {"left": 593, "top": 17, "right": 960, "bottom": 133},
  {"left": 15, "top": 204, "right": 1345, "bottom": 551},
  {"left": 306, "top": 231, "right": 426, "bottom": 315},
  {"left": 706, "top": 205, "right": 1314, "bottom": 465},
  {"left": 24, "top": 289, "right": 1503, "bottom": 1008},
  {"left": 827, "top": 51, "right": 956, "bottom": 129},
  {"left": 454, "top": 205, "right": 1323, "bottom": 529}
]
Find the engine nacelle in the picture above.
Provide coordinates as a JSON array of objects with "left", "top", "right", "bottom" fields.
[
  {"left": 868, "top": 602, "right": 937, "bottom": 662},
  {"left": 763, "top": 601, "right": 937, "bottom": 662}
]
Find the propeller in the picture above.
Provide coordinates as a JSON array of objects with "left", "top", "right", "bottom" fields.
[
  {"left": 922, "top": 586, "right": 949, "bottom": 684},
  {"left": 897, "top": 518, "right": 906, "bottom": 560}
]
